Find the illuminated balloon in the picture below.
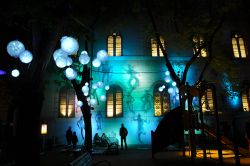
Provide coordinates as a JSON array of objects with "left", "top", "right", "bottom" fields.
[
  {"left": 105, "top": 85, "right": 110, "bottom": 91},
  {"left": 77, "top": 101, "right": 83, "bottom": 107},
  {"left": 79, "top": 51, "right": 90, "bottom": 65},
  {"left": 60, "top": 36, "right": 79, "bottom": 55},
  {"left": 55, "top": 56, "right": 67, "bottom": 68},
  {"left": 19, "top": 50, "right": 33, "bottom": 63},
  {"left": 7, "top": 40, "right": 25, "bottom": 58},
  {"left": 97, "top": 50, "right": 108, "bottom": 61},
  {"left": 53, "top": 49, "right": 68, "bottom": 61},
  {"left": 100, "top": 95, "right": 106, "bottom": 101},
  {"left": 11, "top": 69, "right": 20, "bottom": 77},
  {"left": 92, "top": 58, "right": 101, "bottom": 68},
  {"left": 65, "top": 67, "right": 77, "bottom": 80}
]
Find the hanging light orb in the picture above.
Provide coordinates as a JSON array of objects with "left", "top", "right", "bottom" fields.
[
  {"left": 159, "top": 87, "right": 163, "bottom": 92},
  {"left": 11, "top": 69, "right": 20, "bottom": 77},
  {"left": 19, "top": 50, "right": 33, "bottom": 63},
  {"left": 172, "top": 81, "right": 177, "bottom": 87},
  {"left": 79, "top": 51, "right": 90, "bottom": 65},
  {"left": 92, "top": 58, "right": 101, "bottom": 68},
  {"left": 92, "top": 83, "right": 98, "bottom": 89},
  {"left": 165, "top": 76, "right": 171, "bottom": 83},
  {"left": 100, "top": 95, "right": 106, "bottom": 101},
  {"left": 77, "top": 101, "right": 83, "bottom": 107},
  {"left": 53, "top": 49, "right": 68, "bottom": 61},
  {"left": 82, "top": 85, "right": 89, "bottom": 94},
  {"left": 97, "top": 50, "right": 108, "bottom": 61},
  {"left": 90, "top": 98, "right": 97, "bottom": 106},
  {"left": 162, "top": 85, "right": 166, "bottom": 89},
  {"left": 55, "top": 56, "right": 67, "bottom": 68},
  {"left": 165, "top": 71, "right": 170, "bottom": 76},
  {"left": 60, "top": 36, "right": 79, "bottom": 55},
  {"left": 105, "top": 85, "right": 110, "bottom": 91},
  {"left": 65, "top": 67, "right": 77, "bottom": 80},
  {"left": 97, "top": 81, "right": 104, "bottom": 88},
  {"left": 168, "top": 87, "right": 174, "bottom": 94},
  {"left": 66, "top": 57, "right": 73, "bottom": 66},
  {"left": 7, "top": 40, "right": 25, "bottom": 58},
  {"left": 84, "top": 92, "right": 89, "bottom": 96}
]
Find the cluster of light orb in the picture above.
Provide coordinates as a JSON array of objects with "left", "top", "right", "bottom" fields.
[
  {"left": 53, "top": 36, "right": 110, "bottom": 107},
  {"left": 6, "top": 40, "right": 34, "bottom": 77},
  {"left": 160, "top": 70, "right": 179, "bottom": 100}
]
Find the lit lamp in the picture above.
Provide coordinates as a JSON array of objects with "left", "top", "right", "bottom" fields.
[{"left": 41, "top": 124, "right": 47, "bottom": 135}]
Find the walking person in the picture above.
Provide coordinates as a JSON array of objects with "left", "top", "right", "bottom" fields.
[
  {"left": 66, "top": 126, "right": 73, "bottom": 146},
  {"left": 119, "top": 123, "right": 128, "bottom": 150}
]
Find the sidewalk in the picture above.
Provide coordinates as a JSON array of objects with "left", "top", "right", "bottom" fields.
[{"left": 40, "top": 145, "right": 250, "bottom": 166}]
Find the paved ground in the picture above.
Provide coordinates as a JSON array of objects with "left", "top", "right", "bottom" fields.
[{"left": 40, "top": 145, "right": 250, "bottom": 166}]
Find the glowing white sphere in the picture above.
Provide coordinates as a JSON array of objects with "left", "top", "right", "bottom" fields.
[
  {"left": 100, "top": 95, "right": 106, "bottom": 101},
  {"left": 97, "top": 81, "right": 104, "bottom": 88},
  {"left": 7, "top": 40, "right": 25, "bottom": 58},
  {"left": 92, "top": 83, "right": 98, "bottom": 89},
  {"left": 11, "top": 69, "right": 20, "bottom": 77},
  {"left": 165, "top": 77, "right": 171, "bottom": 83},
  {"left": 60, "top": 36, "right": 79, "bottom": 55},
  {"left": 55, "top": 56, "right": 67, "bottom": 68},
  {"left": 90, "top": 98, "right": 97, "bottom": 106},
  {"left": 87, "top": 97, "right": 90, "bottom": 101},
  {"left": 97, "top": 50, "right": 108, "bottom": 61},
  {"left": 105, "top": 85, "right": 110, "bottom": 91},
  {"left": 165, "top": 71, "right": 170, "bottom": 75},
  {"left": 53, "top": 49, "right": 68, "bottom": 61},
  {"left": 172, "top": 82, "right": 177, "bottom": 86},
  {"left": 82, "top": 85, "right": 89, "bottom": 93},
  {"left": 92, "top": 58, "right": 101, "bottom": 68},
  {"left": 66, "top": 57, "right": 73, "bottom": 66},
  {"left": 77, "top": 101, "right": 83, "bottom": 107},
  {"left": 79, "top": 51, "right": 90, "bottom": 65},
  {"left": 84, "top": 92, "right": 89, "bottom": 96},
  {"left": 19, "top": 50, "right": 33, "bottom": 63},
  {"left": 85, "top": 82, "right": 89, "bottom": 86},
  {"left": 159, "top": 87, "right": 163, "bottom": 92},
  {"left": 162, "top": 85, "right": 166, "bottom": 89},
  {"left": 168, "top": 87, "right": 174, "bottom": 94},
  {"left": 65, "top": 67, "right": 77, "bottom": 80},
  {"left": 176, "top": 96, "right": 180, "bottom": 100}
]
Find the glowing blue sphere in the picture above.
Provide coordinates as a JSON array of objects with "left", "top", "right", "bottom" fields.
[
  {"left": 55, "top": 56, "right": 67, "bottom": 68},
  {"left": 65, "top": 67, "right": 77, "bottom": 80},
  {"left": 92, "top": 83, "right": 98, "bottom": 89},
  {"left": 77, "top": 101, "right": 83, "bottom": 107},
  {"left": 79, "top": 51, "right": 90, "bottom": 65},
  {"left": 53, "top": 49, "right": 68, "bottom": 61},
  {"left": 165, "top": 76, "right": 171, "bottom": 83},
  {"left": 7, "top": 40, "right": 25, "bottom": 58},
  {"left": 165, "top": 71, "right": 170, "bottom": 75},
  {"left": 168, "top": 87, "right": 174, "bottom": 94},
  {"left": 159, "top": 87, "right": 163, "bottom": 92},
  {"left": 92, "top": 58, "right": 101, "bottom": 68},
  {"left": 11, "top": 69, "right": 20, "bottom": 77},
  {"left": 172, "top": 81, "right": 177, "bottom": 87},
  {"left": 19, "top": 50, "right": 33, "bottom": 63},
  {"left": 100, "top": 95, "right": 106, "bottom": 101},
  {"left": 97, "top": 81, "right": 104, "bottom": 88},
  {"left": 82, "top": 85, "right": 89, "bottom": 93},
  {"left": 60, "top": 36, "right": 79, "bottom": 55},
  {"left": 97, "top": 50, "right": 108, "bottom": 61},
  {"left": 66, "top": 57, "right": 73, "bottom": 66},
  {"left": 90, "top": 98, "right": 97, "bottom": 106},
  {"left": 105, "top": 85, "right": 110, "bottom": 91}
]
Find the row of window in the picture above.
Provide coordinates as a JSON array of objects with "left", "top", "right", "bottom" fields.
[
  {"left": 108, "top": 33, "right": 248, "bottom": 58},
  {"left": 58, "top": 85, "right": 250, "bottom": 118}
]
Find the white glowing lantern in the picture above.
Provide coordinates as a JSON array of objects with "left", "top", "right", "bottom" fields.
[
  {"left": 11, "top": 69, "right": 20, "bottom": 77},
  {"left": 97, "top": 50, "right": 108, "bottom": 61},
  {"left": 65, "top": 67, "right": 77, "bottom": 80},
  {"left": 60, "top": 36, "right": 79, "bottom": 55},
  {"left": 7, "top": 40, "right": 25, "bottom": 58},
  {"left": 19, "top": 50, "right": 33, "bottom": 63},
  {"left": 168, "top": 87, "right": 174, "bottom": 94},
  {"left": 82, "top": 85, "right": 89, "bottom": 94},
  {"left": 90, "top": 98, "right": 97, "bottom": 106},
  {"left": 92, "top": 58, "right": 101, "bottom": 68},
  {"left": 84, "top": 93, "right": 89, "bottom": 96},
  {"left": 165, "top": 77, "right": 171, "bottom": 83},
  {"left": 79, "top": 51, "right": 90, "bottom": 65},
  {"left": 55, "top": 56, "right": 67, "bottom": 68},
  {"left": 85, "top": 82, "right": 89, "bottom": 86},
  {"left": 66, "top": 57, "right": 73, "bottom": 66},
  {"left": 87, "top": 97, "right": 90, "bottom": 101},
  {"left": 159, "top": 87, "right": 163, "bottom": 92},
  {"left": 97, "top": 81, "right": 104, "bottom": 88},
  {"left": 172, "top": 82, "right": 177, "bottom": 87},
  {"left": 77, "top": 101, "right": 83, "bottom": 107},
  {"left": 92, "top": 83, "right": 98, "bottom": 89},
  {"left": 162, "top": 85, "right": 166, "bottom": 89},
  {"left": 100, "top": 95, "right": 106, "bottom": 101},
  {"left": 105, "top": 85, "right": 110, "bottom": 91},
  {"left": 53, "top": 49, "right": 68, "bottom": 61},
  {"left": 165, "top": 71, "right": 170, "bottom": 75}
]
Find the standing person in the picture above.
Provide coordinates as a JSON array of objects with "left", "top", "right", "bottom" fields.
[
  {"left": 119, "top": 123, "right": 128, "bottom": 150},
  {"left": 66, "top": 126, "right": 73, "bottom": 146},
  {"left": 72, "top": 131, "right": 78, "bottom": 149}
]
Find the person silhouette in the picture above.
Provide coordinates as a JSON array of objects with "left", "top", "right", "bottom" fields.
[
  {"left": 72, "top": 131, "right": 78, "bottom": 149},
  {"left": 66, "top": 126, "right": 73, "bottom": 146},
  {"left": 119, "top": 123, "right": 128, "bottom": 150}
]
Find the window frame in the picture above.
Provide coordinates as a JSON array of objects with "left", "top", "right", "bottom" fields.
[
  {"left": 241, "top": 83, "right": 250, "bottom": 112},
  {"left": 192, "top": 34, "right": 208, "bottom": 58},
  {"left": 200, "top": 87, "right": 215, "bottom": 113},
  {"left": 106, "top": 85, "right": 123, "bottom": 118},
  {"left": 58, "top": 87, "right": 76, "bottom": 118},
  {"left": 151, "top": 36, "right": 165, "bottom": 57},
  {"left": 107, "top": 32, "right": 122, "bottom": 56},
  {"left": 232, "top": 33, "right": 248, "bottom": 59}
]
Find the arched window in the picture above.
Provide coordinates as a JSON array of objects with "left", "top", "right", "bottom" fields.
[
  {"left": 107, "top": 85, "right": 123, "bottom": 117},
  {"left": 201, "top": 88, "right": 214, "bottom": 112},
  {"left": 58, "top": 87, "right": 75, "bottom": 118},
  {"left": 154, "top": 84, "right": 170, "bottom": 116},
  {"left": 242, "top": 86, "right": 250, "bottom": 112},
  {"left": 151, "top": 36, "right": 165, "bottom": 57},
  {"left": 193, "top": 34, "right": 207, "bottom": 57},
  {"left": 107, "top": 32, "right": 122, "bottom": 56},
  {"left": 232, "top": 34, "right": 247, "bottom": 58}
]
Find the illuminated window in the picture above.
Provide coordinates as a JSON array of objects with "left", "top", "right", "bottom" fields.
[
  {"left": 58, "top": 87, "right": 75, "bottom": 118},
  {"left": 201, "top": 88, "right": 214, "bottom": 112},
  {"left": 151, "top": 36, "right": 165, "bottom": 57},
  {"left": 107, "top": 32, "right": 122, "bottom": 56},
  {"left": 107, "top": 85, "right": 123, "bottom": 118},
  {"left": 154, "top": 84, "right": 170, "bottom": 116},
  {"left": 242, "top": 88, "right": 250, "bottom": 112},
  {"left": 232, "top": 34, "right": 247, "bottom": 58},
  {"left": 193, "top": 34, "right": 207, "bottom": 57}
]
